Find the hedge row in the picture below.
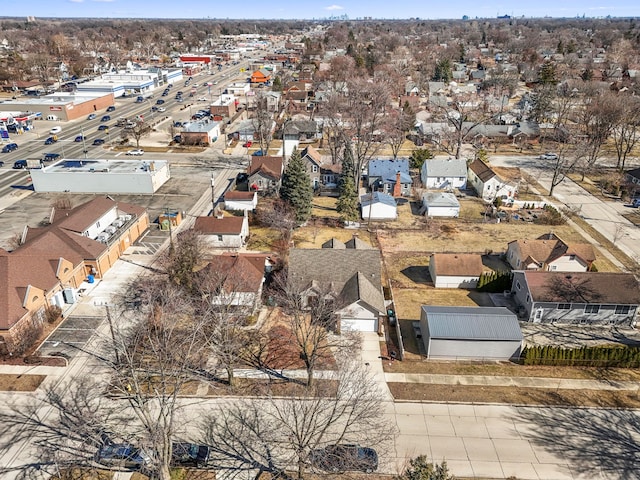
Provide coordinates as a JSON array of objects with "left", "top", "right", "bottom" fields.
[{"left": 521, "top": 344, "right": 640, "bottom": 367}]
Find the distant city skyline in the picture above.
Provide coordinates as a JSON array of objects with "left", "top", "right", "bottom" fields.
[{"left": 3, "top": 0, "right": 640, "bottom": 20}]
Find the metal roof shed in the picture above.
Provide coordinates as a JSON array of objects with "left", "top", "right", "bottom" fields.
[{"left": 420, "top": 306, "right": 523, "bottom": 360}]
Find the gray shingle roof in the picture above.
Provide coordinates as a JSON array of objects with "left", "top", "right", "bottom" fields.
[
  {"left": 289, "top": 248, "right": 383, "bottom": 302},
  {"left": 360, "top": 192, "right": 397, "bottom": 208},
  {"left": 422, "top": 192, "right": 460, "bottom": 208},
  {"left": 368, "top": 159, "right": 410, "bottom": 183},
  {"left": 422, "top": 158, "right": 467, "bottom": 178},
  {"left": 422, "top": 306, "right": 523, "bottom": 341},
  {"left": 340, "top": 272, "right": 386, "bottom": 314}
]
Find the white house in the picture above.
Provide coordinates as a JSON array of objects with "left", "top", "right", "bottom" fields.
[
  {"left": 194, "top": 215, "right": 249, "bottom": 249},
  {"left": 467, "top": 159, "right": 518, "bottom": 202},
  {"left": 223, "top": 191, "right": 258, "bottom": 212},
  {"left": 360, "top": 192, "right": 397, "bottom": 221},
  {"left": 429, "top": 253, "right": 484, "bottom": 288},
  {"left": 421, "top": 157, "right": 468, "bottom": 190},
  {"left": 421, "top": 192, "right": 460, "bottom": 217}
]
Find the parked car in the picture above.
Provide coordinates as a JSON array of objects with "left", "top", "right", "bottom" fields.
[
  {"left": 87, "top": 113, "right": 97, "bottom": 120},
  {"left": 242, "top": 141, "right": 253, "bottom": 148},
  {"left": 2, "top": 142, "right": 18, "bottom": 153},
  {"left": 156, "top": 99, "right": 165, "bottom": 105},
  {"left": 106, "top": 105, "right": 116, "bottom": 112},
  {"left": 157, "top": 107, "right": 166, "bottom": 113},
  {"left": 95, "top": 443, "right": 152, "bottom": 470},
  {"left": 44, "top": 137, "right": 57, "bottom": 145},
  {"left": 98, "top": 125, "right": 109, "bottom": 131},
  {"left": 539, "top": 152, "right": 558, "bottom": 160},
  {"left": 197, "top": 97, "right": 207, "bottom": 102},
  {"left": 151, "top": 106, "right": 159, "bottom": 112},
  {"left": 126, "top": 149, "right": 144, "bottom": 156},
  {"left": 74, "top": 135, "right": 84, "bottom": 142},
  {"left": 309, "top": 445, "right": 378, "bottom": 473},
  {"left": 101, "top": 115, "right": 111, "bottom": 122},
  {"left": 171, "top": 443, "right": 210, "bottom": 467},
  {"left": 43, "top": 153, "right": 61, "bottom": 162},
  {"left": 93, "top": 138, "right": 105, "bottom": 145}
]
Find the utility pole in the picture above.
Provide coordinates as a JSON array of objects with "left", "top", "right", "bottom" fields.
[
  {"left": 105, "top": 305, "right": 120, "bottom": 365},
  {"left": 211, "top": 173, "right": 216, "bottom": 215}
]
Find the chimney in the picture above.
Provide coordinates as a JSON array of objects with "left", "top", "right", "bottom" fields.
[{"left": 393, "top": 171, "right": 402, "bottom": 197}]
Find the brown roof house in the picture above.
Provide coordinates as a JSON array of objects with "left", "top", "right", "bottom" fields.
[
  {"left": 247, "top": 156, "right": 284, "bottom": 194},
  {"left": 511, "top": 271, "right": 640, "bottom": 326},
  {"left": 467, "top": 159, "right": 518, "bottom": 202},
  {"left": 288, "top": 238, "right": 385, "bottom": 333},
  {"left": 506, "top": 233, "right": 596, "bottom": 272},
  {"left": 0, "top": 197, "right": 149, "bottom": 355},
  {"left": 194, "top": 216, "right": 249, "bottom": 249},
  {"left": 300, "top": 146, "right": 341, "bottom": 192},
  {"left": 429, "top": 253, "right": 484, "bottom": 288},
  {"left": 201, "top": 253, "right": 271, "bottom": 312}
]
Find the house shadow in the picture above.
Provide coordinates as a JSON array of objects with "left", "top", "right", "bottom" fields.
[
  {"left": 409, "top": 201, "right": 423, "bottom": 215},
  {"left": 12, "top": 184, "right": 34, "bottom": 191},
  {"left": 400, "top": 266, "right": 432, "bottom": 285}
]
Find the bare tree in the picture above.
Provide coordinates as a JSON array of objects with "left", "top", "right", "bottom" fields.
[
  {"left": 611, "top": 95, "right": 640, "bottom": 171},
  {"left": 120, "top": 118, "right": 152, "bottom": 149},
  {"left": 271, "top": 272, "right": 360, "bottom": 387},
  {"left": 200, "top": 355, "right": 395, "bottom": 480},
  {"left": 251, "top": 90, "right": 274, "bottom": 155},
  {"left": 384, "top": 104, "right": 414, "bottom": 159},
  {"left": 548, "top": 146, "right": 584, "bottom": 196}
]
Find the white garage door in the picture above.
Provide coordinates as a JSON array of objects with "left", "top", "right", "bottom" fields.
[{"left": 341, "top": 318, "right": 378, "bottom": 332}]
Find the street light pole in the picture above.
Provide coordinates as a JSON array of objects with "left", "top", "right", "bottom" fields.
[
  {"left": 80, "top": 126, "right": 88, "bottom": 159},
  {"left": 211, "top": 173, "right": 216, "bottom": 215}
]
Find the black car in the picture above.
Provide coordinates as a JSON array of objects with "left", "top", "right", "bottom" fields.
[
  {"left": 2, "top": 142, "right": 18, "bottom": 153},
  {"left": 171, "top": 443, "right": 210, "bottom": 467},
  {"left": 93, "top": 138, "right": 105, "bottom": 145},
  {"left": 13, "top": 160, "right": 27, "bottom": 169},
  {"left": 98, "top": 124, "right": 109, "bottom": 131},
  {"left": 43, "top": 153, "right": 61, "bottom": 162},
  {"left": 0, "top": 160, "right": 4, "bottom": 167},
  {"left": 309, "top": 445, "right": 378, "bottom": 473},
  {"left": 106, "top": 105, "right": 116, "bottom": 112},
  {"left": 95, "top": 443, "right": 152, "bottom": 470},
  {"left": 156, "top": 99, "right": 165, "bottom": 105},
  {"left": 74, "top": 135, "right": 84, "bottom": 142},
  {"left": 101, "top": 115, "right": 111, "bottom": 122}
]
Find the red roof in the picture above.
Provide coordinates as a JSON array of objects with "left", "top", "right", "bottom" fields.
[{"left": 194, "top": 216, "right": 245, "bottom": 235}]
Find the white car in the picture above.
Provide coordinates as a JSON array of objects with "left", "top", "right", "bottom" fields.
[
  {"left": 126, "top": 149, "right": 144, "bottom": 156},
  {"left": 197, "top": 97, "right": 207, "bottom": 102},
  {"left": 157, "top": 107, "right": 166, "bottom": 112},
  {"left": 539, "top": 152, "right": 558, "bottom": 160},
  {"left": 49, "top": 126, "right": 62, "bottom": 134}
]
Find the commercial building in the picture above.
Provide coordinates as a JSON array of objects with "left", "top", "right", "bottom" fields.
[
  {"left": 30, "top": 158, "right": 170, "bottom": 194},
  {"left": 0, "top": 92, "right": 115, "bottom": 121}
]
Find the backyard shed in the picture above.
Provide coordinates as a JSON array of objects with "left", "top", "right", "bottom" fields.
[
  {"left": 421, "top": 192, "right": 460, "bottom": 217},
  {"left": 419, "top": 306, "right": 523, "bottom": 360},
  {"left": 360, "top": 192, "right": 397, "bottom": 221}
]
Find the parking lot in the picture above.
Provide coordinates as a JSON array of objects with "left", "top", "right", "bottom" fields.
[{"left": 38, "top": 315, "right": 105, "bottom": 360}]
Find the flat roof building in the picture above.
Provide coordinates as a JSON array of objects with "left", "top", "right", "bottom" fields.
[{"left": 30, "top": 158, "right": 170, "bottom": 194}]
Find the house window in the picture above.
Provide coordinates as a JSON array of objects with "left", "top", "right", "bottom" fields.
[
  {"left": 584, "top": 305, "right": 600, "bottom": 314},
  {"left": 569, "top": 255, "right": 576, "bottom": 260},
  {"left": 515, "top": 281, "right": 521, "bottom": 291},
  {"left": 525, "top": 294, "right": 530, "bottom": 303},
  {"left": 217, "top": 235, "right": 223, "bottom": 242},
  {"left": 557, "top": 303, "right": 571, "bottom": 310},
  {"left": 96, "top": 221, "right": 100, "bottom": 228},
  {"left": 615, "top": 305, "right": 631, "bottom": 315},
  {"left": 312, "top": 165, "right": 318, "bottom": 173},
  {"left": 550, "top": 265, "right": 557, "bottom": 271}
]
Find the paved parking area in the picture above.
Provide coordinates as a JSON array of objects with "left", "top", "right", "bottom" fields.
[{"left": 38, "top": 315, "right": 104, "bottom": 360}]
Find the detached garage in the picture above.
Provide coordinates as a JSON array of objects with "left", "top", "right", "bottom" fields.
[
  {"left": 429, "top": 253, "right": 483, "bottom": 288},
  {"left": 419, "top": 306, "right": 523, "bottom": 360},
  {"left": 421, "top": 191, "right": 460, "bottom": 218},
  {"left": 360, "top": 192, "right": 397, "bottom": 221}
]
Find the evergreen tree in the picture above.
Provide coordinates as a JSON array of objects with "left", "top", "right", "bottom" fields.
[
  {"left": 432, "top": 58, "right": 452, "bottom": 83},
  {"left": 397, "top": 455, "right": 454, "bottom": 480},
  {"left": 337, "top": 140, "right": 359, "bottom": 222},
  {"left": 280, "top": 148, "right": 313, "bottom": 224}
]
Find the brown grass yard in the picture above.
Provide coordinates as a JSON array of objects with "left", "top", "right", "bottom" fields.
[
  {"left": 207, "top": 378, "right": 338, "bottom": 397},
  {"left": 388, "top": 383, "right": 640, "bottom": 408},
  {"left": 0, "top": 374, "right": 46, "bottom": 392}
]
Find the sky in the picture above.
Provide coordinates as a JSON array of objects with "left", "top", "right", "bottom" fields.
[{"left": 3, "top": 0, "right": 640, "bottom": 20}]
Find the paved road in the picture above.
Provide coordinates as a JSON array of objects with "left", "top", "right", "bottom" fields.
[{"left": 491, "top": 155, "right": 640, "bottom": 267}]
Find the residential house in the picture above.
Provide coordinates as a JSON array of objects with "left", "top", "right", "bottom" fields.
[
  {"left": 300, "top": 146, "right": 340, "bottom": 191},
  {"left": 194, "top": 216, "right": 249, "bottom": 249},
  {"left": 421, "top": 192, "right": 460, "bottom": 217},
  {"left": 247, "top": 156, "right": 284, "bottom": 193},
  {"left": 202, "top": 253, "right": 270, "bottom": 312},
  {"left": 625, "top": 167, "right": 640, "bottom": 197},
  {"left": 230, "top": 119, "right": 275, "bottom": 143},
  {"left": 180, "top": 119, "right": 220, "bottom": 146},
  {"left": 0, "top": 197, "right": 149, "bottom": 355},
  {"left": 223, "top": 191, "right": 258, "bottom": 212},
  {"left": 361, "top": 192, "right": 397, "bottom": 221},
  {"left": 467, "top": 158, "right": 518, "bottom": 202},
  {"left": 511, "top": 271, "right": 640, "bottom": 326},
  {"left": 420, "top": 157, "right": 468, "bottom": 190},
  {"left": 429, "top": 253, "right": 484, "bottom": 288},
  {"left": 420, "top": 306, "right": 522, "bottom": 360},
  {"left": 506, "top": 233, "right": 596, "bottom": 272},
  {"left": 288, "top": 240, "right": 386, "bottom": 332},
  {"left": 367, "top": 159, "right": 412, "bottom": 197},
  {"left": 284, "top": 120, "right": 321, "bottom": 142}
]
